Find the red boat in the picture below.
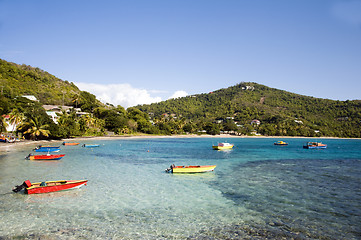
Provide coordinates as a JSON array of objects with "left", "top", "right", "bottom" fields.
[
  {"left": 13, "top": 180, "right": 88, "bottom": 194},
  {"left": 26, "top": 154, "right": 65, "bottom": 160}
]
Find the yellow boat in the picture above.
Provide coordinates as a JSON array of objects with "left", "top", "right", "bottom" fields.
[
  {"left": 212, "top": 142, "right": 234, "bottom": 150},
  {"left": 165, "top": 165, "right": 216, "bottom": 173},
  {"left": 274, "top": 141, "right": 288, "bottom": 145}
]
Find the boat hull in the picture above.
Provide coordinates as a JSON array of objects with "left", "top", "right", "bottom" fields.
[
  {"left": 303, "top": 142, "right": 327, "bottom": 149},
  {"left": 34, "top": 148, "right": 60, "bottom": 152},
  {"left": 212, "top": 145, "right": 233, "bottom": 150},
  {"left": 62, "top": 142, "right": 80, "bottom": 146},
  {"left": 28, "top": 154, "right": 65, "bottom": 160},
  {"left": 171, "top": 165, "right": 216, "bottom": 173},
  {"left": 82, "top": 144, "right": 100, "bottom": 148},
  {"left": 25, "top": 180, "right": 88, "bottom": 194},
  {"left": 303, "top": 145, "right": 327, "bottom": 149}
]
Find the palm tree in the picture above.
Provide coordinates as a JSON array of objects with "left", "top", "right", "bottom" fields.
[
  {"left": 0, "top": 115, "right": 7, "bottom": 133},
  {"left": 19, "top": 116, "right": 50, "bottom": 140},
  {"left": 9, "top": 108, "right": 24, "bottom": 132},
  {"left": 82, "top": 114, "right": 95, "bottom": 128}
]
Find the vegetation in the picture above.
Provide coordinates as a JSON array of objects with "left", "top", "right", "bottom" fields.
[
  {"left": 137, "top": 82, "right": 361, "bottom": 138},
  {"left": 1, "top": 58, "right": 360, "bottom": 139}
]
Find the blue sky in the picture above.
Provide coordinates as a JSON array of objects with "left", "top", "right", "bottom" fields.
[{"left": 1, "top": 0, "right": 360, "bottom": 108}]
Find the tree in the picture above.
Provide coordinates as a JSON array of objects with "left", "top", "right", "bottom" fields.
[
  {"left": 8, "top": 108, "right": 24, "bottom": 133},
  {"left": 19, "top": 116, "right": 50, "bottom": 140},
  {"left": 0, "top": 114, "right": 7, "bottom": 133}
]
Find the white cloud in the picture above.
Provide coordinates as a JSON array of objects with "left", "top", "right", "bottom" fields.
[
  {"left": 76, "top": 82, "right": 189, "bottom": 108},
  {"left": 169, "top": 90, "right": 188, "bottom": 99},
  {"left": 75, "top": 82, "right": 162, "bottom": 108}
]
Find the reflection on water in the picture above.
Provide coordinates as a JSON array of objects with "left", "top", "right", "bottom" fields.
[{"left": 0, "top": 138, "right": 360, "bottom": 239}]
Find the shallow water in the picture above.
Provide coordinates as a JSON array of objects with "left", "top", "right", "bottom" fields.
[{"left": 0, "top": 138, "right": 360, "bottom": 239}]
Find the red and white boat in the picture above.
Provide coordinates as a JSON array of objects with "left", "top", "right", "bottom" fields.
[
  {"left": 26, "top": 154, "right": 65, "bottom": 161},
  {"left": 12, "top": 180, "right": 88, "bottom": 194}
]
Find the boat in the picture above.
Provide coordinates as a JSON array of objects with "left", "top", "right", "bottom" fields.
[
  {"left": 82, "top": 144, "right": 100, "bottom": 148},
  {"left": 212, "top": 142, "right": 234, "bottom": 150},
  {"left": 62, "top": 142, "right": 80, "bottom": 146},
  {"left": 12, "top": 179, "right": 88, "bottom": 194},
  {"left": 274, "top": 141, "right": 288, "bottom": 145},
  {"left": 0, "top": 136, "right": 16, "bottom": 143},
  {"left": 34, "top": 145, "right": 60, "bottom": 149},
  {"left": 34, "top": 148, "right": 60, "bottom": 152},
  {"left": 303, "top": 142, "right": 327, "bottom": 149},
  {"left": 165, "top": 164, "right": 216, "bottom": 173},
  {"left": 33, "top": 145, "right": 60, "bottom": 152},
  {"left": 26, "top": 153, "right": 65, "bottom": 161}
]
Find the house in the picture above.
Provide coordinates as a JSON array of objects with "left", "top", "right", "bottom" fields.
[
  {"left": 242, "top": 86, "right": 255, "bottom": 91},
  {"left": 42, "top": 105, "right": 88, "bottom": 124},
  {"left": 46, "top": 111, "right": 59, "bottom": 124},
  {"left": 22, "top": 95, "right": 39, "bottom": 102},
  {"left": 251, "top": 119, "right": 261, "bottom": 125}
]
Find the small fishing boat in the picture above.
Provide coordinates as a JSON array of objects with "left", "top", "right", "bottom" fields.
[
  {"left": 33, "top": 145, "right": 60, "bottom": 152},
  {"left": 34, "top": 145, "right": 60, "bottom": 149},
  {"left": 303, "top": 142, "right": 327, "bottom": 149},
  {"left": 62, "top": 142, "right": 80, "bottom": 146},
  {"left": 26, "top": 153, "right": 65, "bottom": 161},
  {"left": 82, "top": 144, "right": 100, "bottom": 148},
  {"left": 212, "top": 142, "right": 234, "bottom": 150},
  {"left": 12, "top": 180, "right": 88, "bottom": 194},
  {"left": 34, "top": 148, "right": 60, "bottom": 152},
  {"left": 165, "top": 164, "right": 216, "bottom": 173},
  {"left": 274, "top": 141, "right": 288, "bottom": 145}
]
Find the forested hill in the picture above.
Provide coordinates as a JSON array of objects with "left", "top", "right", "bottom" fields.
[
  {"left": 137, "top": 82, "right": 361, "bottom": 138},
  {"left": 0, "top": 58, "right": 100, "bottom": 110}
]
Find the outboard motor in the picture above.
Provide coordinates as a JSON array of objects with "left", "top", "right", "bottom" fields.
[
  {"left": 165, "top": 164, "right": 175, "bottom": 173},
  {"left": 12, "top": 180, "right": 32, "bottom": 193},
  {"left": 25, "top": 153, "right": 32, "bottom": 160}
]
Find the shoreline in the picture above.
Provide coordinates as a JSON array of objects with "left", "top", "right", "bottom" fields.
[{"left": 0, "top": 134, "right": 354, "bottom": 153}]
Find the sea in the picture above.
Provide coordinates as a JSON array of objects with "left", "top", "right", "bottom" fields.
[{"left": 0, "top": 137, "right": 360, "bottom": 239}]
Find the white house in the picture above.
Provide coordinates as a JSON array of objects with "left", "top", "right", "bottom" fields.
[{"left": 22, "top": 95, "right": 39, "bottom": 101}]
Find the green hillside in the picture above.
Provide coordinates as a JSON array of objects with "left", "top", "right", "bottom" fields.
[
  {"left": 1, "top": 58, "right": 360, "bottom": 138},
  {"left": 0, "top": 59, "right": 157, "bottom": 139},
  {"left": 137, "top": 82, "right": 361, "bottom": 138},
  {"left": 0, "top": 58, "right": 102, "bottom": 110}
]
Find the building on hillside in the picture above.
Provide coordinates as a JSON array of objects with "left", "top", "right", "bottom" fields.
[
  {"left": 42, "top": 105, "right": 88, "bottom": 124},
  {"left": 251, "top": 119, "right": 261, "bottom": 125},
  {"left": 242, "top": 86, "right": 255, "bottom": 91},
  {"left": 22, "top": 95, "right": 39, "bottom": 101}
]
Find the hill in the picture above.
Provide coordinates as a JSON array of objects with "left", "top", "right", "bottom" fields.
[
  {"left": 137, "top": 82, "right": 361, "bottom": 138},
  {"left": 0, "top": 58, "right": 100, "bottom": 111}
]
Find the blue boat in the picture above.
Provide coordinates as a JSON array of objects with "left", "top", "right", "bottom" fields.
[
  {"left": 34, "top": 148, "right": 61, "bottom": 152},
  {"left": 33, "top": 145, "right": 61, "bottom": 152},
  {"left": 82, "top": 144, "right": 100, "bottom": 148}
]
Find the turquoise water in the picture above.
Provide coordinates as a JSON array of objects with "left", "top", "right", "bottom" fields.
[{"left": 0, "top": 137, "right": 360, "bottom": 239}]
